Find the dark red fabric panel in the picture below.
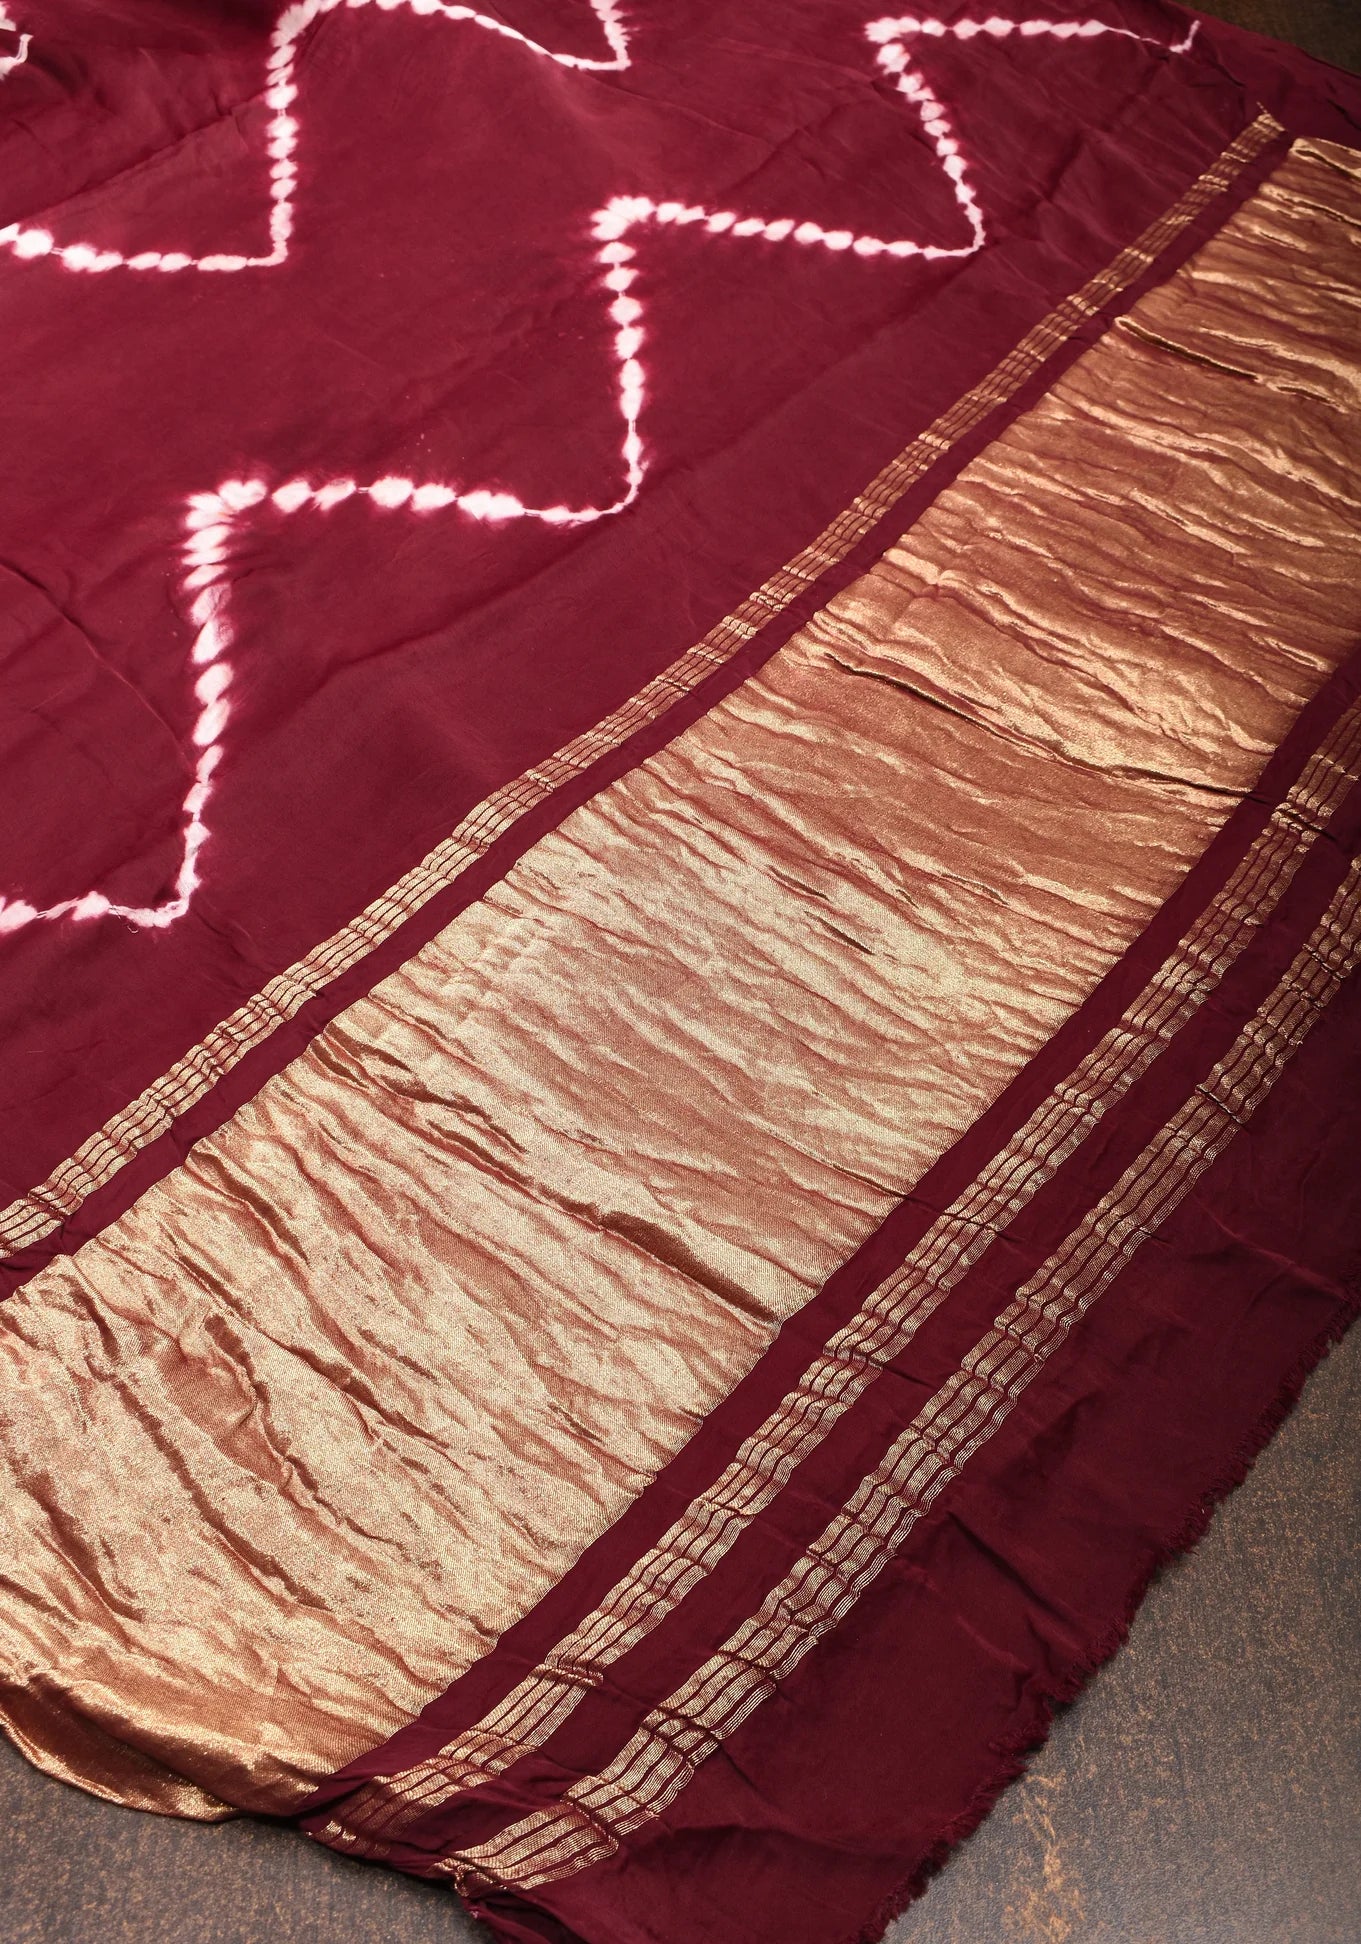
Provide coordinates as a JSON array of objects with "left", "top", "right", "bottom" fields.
[
  {"left": 0, "top": 0, "right": 1324, "bottom": 1217},
  {"left": 295, "top": 683, "right": 1361, "bottom": 1933},
  {"left": 379, "top": 768, "right": 1361, "bottom": 1870}
]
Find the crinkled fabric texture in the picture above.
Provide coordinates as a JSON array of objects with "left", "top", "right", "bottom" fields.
[{"left": 1, "top": 135, "right": 1359, "bottom": 1823}]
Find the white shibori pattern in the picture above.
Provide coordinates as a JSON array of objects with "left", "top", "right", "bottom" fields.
[
  {"left": 0, "top": 7, "right": 1206, "bottom": 936},
  {"left": 0, "top": 0, "right": 629, "bottom": 275},
  {"left": 0, "top": 113, "right": 1282, "bottom": 1244},
  {"left": 0, "top": 7, "right": 1203, "bottom": 936},
  {"left": 0, "top": 115, "right": 1279, "bottom": 1270},
  {"left": 318, "top": 696, "right": 1361, "bottom": 1855},
  {"left": 0, "top": 5, "right": 28, "bottom": 77},
  {"left": 0, "top": 8, "right": 1202, "bottom": 277},
  {"left": 411, "top": 851, "right": 1361, "bottom": 1893}
]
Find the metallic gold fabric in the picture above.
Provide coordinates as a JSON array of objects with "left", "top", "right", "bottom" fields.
[
  {"left": 321, "top": 689, "right": 1361, "bottom": 1861},
  {"left": 1, "top": 137, "right": 1359, "bottom": 1820},
  {"left": 443, "top": 857, "right": 1361, "bottom": 1897}
]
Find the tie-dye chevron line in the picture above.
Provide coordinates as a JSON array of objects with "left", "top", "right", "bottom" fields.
[
  {"left": 0, "top": 8, "right": 1202, "bottom": 934},
  {"left": 0, "top": 3, "right": 28, "bottom": 77}
]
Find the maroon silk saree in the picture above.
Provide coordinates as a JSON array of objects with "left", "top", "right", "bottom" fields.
[{"left": 0, "top": 4, "right": 1358, "bottom": 1939}]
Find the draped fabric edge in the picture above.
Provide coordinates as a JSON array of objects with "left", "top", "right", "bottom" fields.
[
  {"left": 1, "top": 97, "right": 1358, "bottom": 1944},
  {"left": 858, "top": 1305, "right": 1361, "bottom": 1944},
  {"left": 271, "top": 123, "right": 1361, "bottom": 1930}
]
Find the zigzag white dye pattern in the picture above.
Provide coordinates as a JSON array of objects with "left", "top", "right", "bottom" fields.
[
  {"left": 0, "top": 481, "right": 263, "bottom": 936},
  {"left": 0, "top": 0, "right": 630, "bottom": 272},
  {"left": 0, "top": 5, "right": 28, "bottom": 77},
  {"left": 0, "top": 9, "right": 1205, "bottom": 933},
  {"left": 0, "top": 187, "right": 972, "bottom": 936},
  {"left": 866, "top": 13, "right": 1199, "bottom": 251},
  {"left": 0, "top": 9, "right": 1201, "bottom": 274},
  {"left": 0, "top": 458, "right": 620, "bottom": 938}
]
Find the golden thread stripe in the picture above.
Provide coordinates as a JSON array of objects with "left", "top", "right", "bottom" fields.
[
  {"left": 321, "top": 684, "right": 1361, "bottom": 1860},
  {"left": 439, "top": 857, "right": 1361, "bottom": 1894},
  {"left": 0, "top": 113, "right": 1282, "bottom": 1263}
]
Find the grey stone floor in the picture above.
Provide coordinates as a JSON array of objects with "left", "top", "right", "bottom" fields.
[{"left": 1206, "top": 0, "right": 1360, "bottom": 68}]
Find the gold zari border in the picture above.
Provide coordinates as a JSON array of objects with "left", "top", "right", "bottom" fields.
[
  {"left": 0, "top": 112, "right": 1282, "bottom": 1260},
  {"left": 321, "top": 695, "right": 1361, "bottom": 1855},
  {"left": 440, "top": 851, "right": 1361, "bottom": 1894}
]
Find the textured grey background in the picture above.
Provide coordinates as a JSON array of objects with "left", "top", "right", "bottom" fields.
[{"left": 2, "top": 4, "right": 1358, "bottom": 1940}]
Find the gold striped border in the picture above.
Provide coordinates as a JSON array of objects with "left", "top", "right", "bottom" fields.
[
  {"left": 321, "top": 689, "right": 1361, "bottom": 1857},
  {"left": 444, "top": 851, "right": 1361, "bottom": 1894},
  {"left": 0, "top": 112, "right": 1283, "bottom": 1262}
]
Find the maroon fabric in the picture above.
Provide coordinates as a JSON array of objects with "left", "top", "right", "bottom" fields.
[
  {"left": 297, "top": 638, "right": 1361, "bottom": 1937},
  {"left": 296, "top": 646, "right": 1361, "bottom": 1935},
  {"left": 0, "top": 97, "right": 1292, "bottom": 1309},
  {"left": 0, "top": 0, "right": 1351, "bottom": 1247}
]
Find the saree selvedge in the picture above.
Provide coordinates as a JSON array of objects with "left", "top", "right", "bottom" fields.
[{"left": 0, "top": 3, "right": 1358, "bottom": 1939}]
